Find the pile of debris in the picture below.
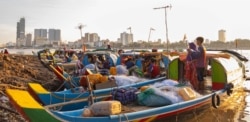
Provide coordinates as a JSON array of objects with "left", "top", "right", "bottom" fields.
[{"left": 0, "top": 53, "right": 61, "bottom": 122}]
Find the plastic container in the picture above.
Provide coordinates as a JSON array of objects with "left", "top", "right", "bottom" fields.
[
  {"left": 90, "top": 100, "right": 121, "bottom": 116},
  {"left": 109, "top": 67, "right": 117, "bottom": 75},
  {"left": 178, "top": 87, "right": 196, "bottom": 101}
]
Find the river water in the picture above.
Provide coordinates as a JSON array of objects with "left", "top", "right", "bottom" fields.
[{"left": 4, "top": 48, "right": 250, "bottom": 121}]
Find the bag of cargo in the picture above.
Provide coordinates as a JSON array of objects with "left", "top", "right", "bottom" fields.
[
  {"left": 89, "top": 100, "right": 122, "bottom": 116},
  {"left": 137, "top": 87, "right": 173, "bottom": 107},
  {"left": 116, "top": 65, "right": 128, "bottom": 75},
  {"left": 111, "top": 87, "right": 138, "bottom": 105}
]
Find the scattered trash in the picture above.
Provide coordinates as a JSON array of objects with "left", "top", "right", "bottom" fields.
[{"left": 0, "top": 96, "right": 9, "bottom": 103}]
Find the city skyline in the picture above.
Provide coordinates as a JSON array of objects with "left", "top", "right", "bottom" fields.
[{"left": 0, "top": 0, "right": 250, "bottom": 44}]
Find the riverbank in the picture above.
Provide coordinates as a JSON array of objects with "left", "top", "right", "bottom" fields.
[{"left": 0, "top": 53, "right": 60, "bottom": 122}]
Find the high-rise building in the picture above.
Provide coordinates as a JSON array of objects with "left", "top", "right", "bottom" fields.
[
  {"left": 48, "top": 29, "right": 61, "bottom": 47},
  {"left": 34, "top": 29, "right": 47, "bottom": 38},
  {"left": 218, "top": 29, "right": 226, "bottom": 42},
  {"left": 85, "top": 33, "right": 91, "bottom": 42},
  {"left": 26, "top": 33, "right": 32, "bottom": 47},
  {"left": 34, "top": 29, "right": 48, "bottom": 45},
  {"left": 90, "top": 33, "right": 99, "bottom": 42},
  {"left": 16, "top": 17, "right": 25, "bottom": 47},
  {"left": 120, "top": 32, "right": 133, "bottom": 45},
  {"left": 120, "top": 32, "right": 127, "bottom": 45},
  {"left": 48, "top": 29, "right": 61, "bottom": 41},
  {"left": 128, "top": 33, "right": 133, "bottom": 44},
  {"left": 90, "top": 33, "right": 100, "bottom": 47},
  {"left": 16, "top": 17, "right": 25, "bottom": 40}
]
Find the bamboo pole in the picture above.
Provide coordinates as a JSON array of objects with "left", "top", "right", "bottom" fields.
[
  {"left": 44, "top": 95, "right": 112, "bottom": 108},
  {"left": 49, "top": 65, "right": 75, "bottom": 92},
  {"left": 86, "top": 75, "right": 94, "bottom": 105},
  {"left": 49, "top": 65, "right": 68, "bottom": 81}
]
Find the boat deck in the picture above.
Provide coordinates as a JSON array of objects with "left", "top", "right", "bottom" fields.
[
  {"left": 93, "top": 75, "right": 214, "bottom": 114},
  {"left": 121, "top": 103, "right": 154, "bottom": 113},
  {"left": 96, "top": 80, "right": 117, "bottom": 89},
  {"left": 118, "top": 76, "right": 214, "bottom": 113}
]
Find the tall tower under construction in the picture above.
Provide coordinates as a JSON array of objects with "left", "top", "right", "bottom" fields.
[{"left": 16, "top": 17, "right": 25, "bottom": 46}]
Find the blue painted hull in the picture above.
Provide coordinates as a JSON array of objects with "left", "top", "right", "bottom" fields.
[
  {"left": 31, "top": 77, "right": 166, "bottom": 111},
  {"left": 49, "top": 89, "right": 225, "bottom": 122}
]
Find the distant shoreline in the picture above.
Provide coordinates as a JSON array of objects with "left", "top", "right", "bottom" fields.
[{"left": 2, "top": 47, "right": 250, "bottom": 50}]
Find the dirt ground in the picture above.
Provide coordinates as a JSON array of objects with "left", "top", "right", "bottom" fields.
[
  {"left": 0, "top": 53, "right": 248, "bottom": 122},
  {"left": 0, "top": 54, "right": 61, "bottom": 122}
]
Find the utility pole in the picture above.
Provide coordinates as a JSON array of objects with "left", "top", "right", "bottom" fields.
[
  {"left": 148, "top": 27, "right": 155, "bottom": 49},
  {"left": 127, "top": 27, "right": 134, "bottom": 50},
  {"left": 77, "top": 24, "right": 86, "bottom": 46},
  {"left": 154, "top": 4, "right": 172, "bottom": 52}
]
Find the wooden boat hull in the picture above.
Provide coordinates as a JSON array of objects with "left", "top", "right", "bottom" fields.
[
  {"left": 52, "top": 95, "right": 215, "bottom": 122},
  {"left": 7, "top": 88, "right": 225, "bottom": 122},
  {"left": 28, "top": 77, "right": 166, "bottom": 111}
]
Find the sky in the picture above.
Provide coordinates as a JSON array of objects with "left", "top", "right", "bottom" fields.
[{"left": 0, "top": 0, "right": 250, "bottom": 44}]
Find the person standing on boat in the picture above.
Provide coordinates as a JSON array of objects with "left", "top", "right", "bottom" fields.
[
  {"left": 188, "top": 36, "right": 206, "bottom": 90},
  {"left": 185, "top": 42, "right": 198, "bottom": 90}
]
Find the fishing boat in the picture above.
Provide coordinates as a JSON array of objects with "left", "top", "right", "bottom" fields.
[
  {"left": 68, "top": 49, "right": 118, "bottom": 74},
  {"left": 81, "top": 50, "right": 118, "bottom": 70},
  {"left": 52, "top": 49, "right": 80, "bottom": 73},
  {"left": 116, "top": 51, "right": 174, "bottom": 71},
  {"left": 26, "top": 51, "right": 175, "bottom": 111},
  {"left": 50, "top": 50, "right": 119, "bottom": 89},
  {"left": 53, "top": 51, "right": 174, "bottom": 89},
  {"left": 54, "top": 47, "right": 119, "bottom": 75},
  {"left": 37, "top": 49, "right": 55, "bottom": 65},
  {"left": 27, "top": 77, "right": 165, "bottom": 111},
  {"left": 6, "top": 50, "right": 247, "bottom": 122}
]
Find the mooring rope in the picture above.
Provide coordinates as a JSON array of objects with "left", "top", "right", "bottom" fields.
[
  {"left": 49, "top": 89, "right": 88, "bottom": 101},
  {"left": 119, "top": 113, "right": 129, "bottom": 122}
]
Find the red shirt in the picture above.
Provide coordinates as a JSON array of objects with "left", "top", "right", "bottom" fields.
[{"left": 151, "top": 65, "right": 160, "bottom": 78}]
